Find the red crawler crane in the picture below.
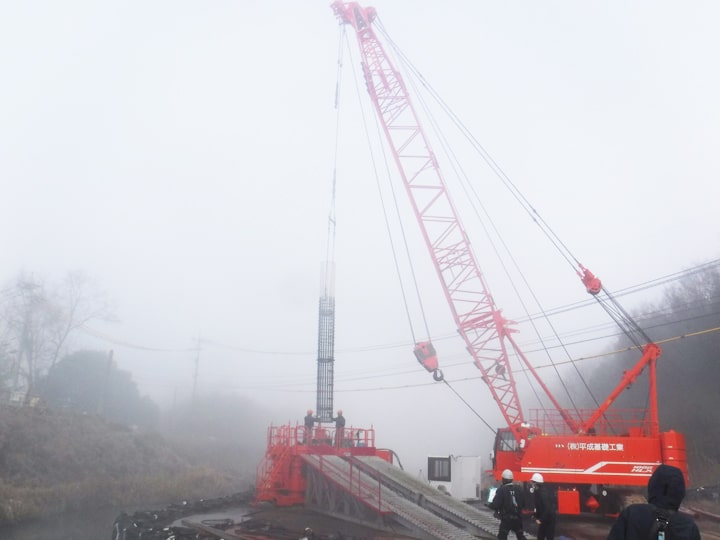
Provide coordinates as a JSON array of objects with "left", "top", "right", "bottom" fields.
[{"left": 333, "top": 1, "right": 688, "bottom": 515}]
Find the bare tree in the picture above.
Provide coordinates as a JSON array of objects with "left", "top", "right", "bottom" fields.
[
  {"left": 0, "top": 271, "right": 112, "bottom": 403},
  {"left": 47, "top": 271, "right": 114, "bottom": 369}
]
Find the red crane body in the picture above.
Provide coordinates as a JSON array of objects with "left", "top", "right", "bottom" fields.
[{"left": 333, "top": 1, "right": 688, "bottom": 515}]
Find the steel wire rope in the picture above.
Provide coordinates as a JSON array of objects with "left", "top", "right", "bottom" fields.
[
  {"left": 80, "top": 279, "right": 720, "bottom": 416},
  {"left": 431, "top": 308, "right": 720, "bottom": 373},
  {"left": 371, "top": 18, "right": 547, "bottom": 428},
  {"left": 373, "top": 21, "right": 576, "bottom": 272},
  {"left": 381, "top": 34, "right": 532, "bottom": 420},
  {"left": 375, "top": 20, "right": 687, "bottom": 428},
  {"left": 388, "top": 58, "right": 596, "bottom": 419},
  {"left": 331, "top": 260, "right": 720, "bottom": 353},
  {"left": 344, "top": 323, "right": 720, "bottom": 386},
  {"left": 168, "top": 324, "right": 720, "bottom": 393},
  {"left": 78, "top": 260, "right": 719, "bottom": 377},
  {"left": 441, "top": 378, "right": 497, "bottom": 434},
  {"left": 514, "top": 295, "right": 720, "bottom": 351},
  {"left": 192, "top": 318, "right": 720, "bottom": 394},
  {"left": 336, "top": 325, "right": 720, "bottom": 392},
  {"left": 380, "top": 22, "right": 591, "bottom": 423},
  {"left": 387, "top": 305, "right": 720, "bottom": 369},
  {"left": 412, "top": 52, "right": 651, "bottom": 351},
  {"left": 80, "top": 294, "right": 720, "bottom": 364},
  {"left": 391, "top": 44, "right": 548, "bottom": 415},
  {"left": 80, "top": 325, "right": 198, "bottom": 353},
  {"left": 76, "top": 300, "right": 720, "bottom": 409},
  {"left": 516, "top": 257, "right": 720, "bottom": 322},
  {"left": 498, "top": 265, "right": 720, "bottom": 345},
  {"left": 334, "top": 312, "right": 720, "bottom": 382},
  {"left": 208, "top": 325, "right": 720, "bottom": 393},
  {"left": 323, "top": 25, "right": 345, "bottom": 293},
  {"left": 374, "top": 23, "right": 657, "bottom": 349},
  {"left": 340, "top": 27, "right": 434, "bottom": 345},
  {"left": 222, "top": 328, "right": 720, "bottom": 393}
]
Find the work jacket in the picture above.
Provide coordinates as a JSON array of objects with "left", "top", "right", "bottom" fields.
[{"left": 606, "top": 465, "right": 700, "bottom": 540}]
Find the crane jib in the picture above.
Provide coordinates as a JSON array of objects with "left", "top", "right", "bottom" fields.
[{"left": 333, "top": 0, "right": 688, "bottom": 516}]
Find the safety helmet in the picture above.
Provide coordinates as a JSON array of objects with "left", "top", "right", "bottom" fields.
[
  {"left": 531, "top": 473, "right": 544, "bottom": 483},
  {"left": 337, "top": 409, "right": 343, "bottom": 415},
  {"left": 501, "top": 469, "right": 513, "bottom": 481},
  {"left": 307, "top": 409, "right": 313, "bottom": 415}
]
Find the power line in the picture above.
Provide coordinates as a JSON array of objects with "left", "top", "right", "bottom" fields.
[
  {"left": 77, "top": 258, "right": 720, "bottom": 357},
  {"left": 184, "top": 324, "right": 720, "bottom": 393}
]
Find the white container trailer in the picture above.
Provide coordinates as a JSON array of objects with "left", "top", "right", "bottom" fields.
[{"left": 426, "top": 455, "right": 483, "bottom": 501}]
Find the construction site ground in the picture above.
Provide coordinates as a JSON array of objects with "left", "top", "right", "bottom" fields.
[
  {"left": 230, "top": 502, "right": 720, "bottom": 540},
  {"left": 246, "top": 505, "right": 418, "bottom": 539},
  {"left": 240, "top": 505, "right": 589, "bottom": 540}
]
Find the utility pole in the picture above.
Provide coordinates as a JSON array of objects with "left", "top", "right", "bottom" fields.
[
  {"left": 97, "top": 349, "right": 114, "bottom": 415},
  {"left": 18, "top": 278, "right": 39, "bottom": 404},
  {"left": 192, "top": 336, "right": 201, "bottom": 404}
]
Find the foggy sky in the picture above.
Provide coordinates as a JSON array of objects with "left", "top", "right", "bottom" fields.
[{"left": 2, "top": 1, "right": 719, "bottom": 475}]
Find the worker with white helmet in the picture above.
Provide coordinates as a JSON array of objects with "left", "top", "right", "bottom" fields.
[
  {"left": 531, "top": 473, "right": 557, "bottom": 540},
  {"left": 488, "top": 469, "right": 527, "bottom": 540},
  {"left": 300, "top": 526, "right": 316, "bottom": 539}
]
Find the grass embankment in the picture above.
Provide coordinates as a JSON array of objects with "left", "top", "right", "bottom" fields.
[
  {"left": 0, "top": 406, "right": 248, "bottom": 525},
  {"left": 0, "top": 467, "right": 239, "bottom": 523}
]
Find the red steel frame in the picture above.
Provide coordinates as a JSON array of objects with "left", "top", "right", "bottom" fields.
[
  {"left": 332, "top": 0, "right": 571, "bottom": 443},
  {"left": 255, "top": 422, "right": 389, "bottom": 506},
  {"left": 332, "top": 1, "right": 688, "bottom": 513}
]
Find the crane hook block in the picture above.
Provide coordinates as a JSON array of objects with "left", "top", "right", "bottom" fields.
[
  {"left": 414, "top": 341, "right": 438, "bottom": 373},
  {"left": 578, "top": 265, "right": 602, "bottom": 295}
]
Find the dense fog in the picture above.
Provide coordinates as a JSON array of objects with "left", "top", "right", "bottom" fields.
[{"left": 2, "top": 0, "right": 720, "bottom": 490}]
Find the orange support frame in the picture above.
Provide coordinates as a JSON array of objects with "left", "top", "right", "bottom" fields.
[{"left": 255, "top": 423, "right": 387, "bottom": 506}]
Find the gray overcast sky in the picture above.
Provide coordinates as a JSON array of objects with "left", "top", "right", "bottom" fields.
[{"left": 2, "top": 1, "right": 719, "bottom": 474}]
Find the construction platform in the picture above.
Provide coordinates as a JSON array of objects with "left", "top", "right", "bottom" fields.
[{"left": 256, "top": 423, "right": 535, "bottom": 539}]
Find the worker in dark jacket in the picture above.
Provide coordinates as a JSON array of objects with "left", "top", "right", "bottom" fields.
[
  {"left": 303, "top": 409, "right": 317, "bottom": 444},
  {"left": 530, "top": 473, "right": 556, "bottom": 540},
  {"left": 606, "top": 464, "right": 700, "bottom": 540},
  {"left": 488, "top": 469, "right": 527, "bottom": 540},
  {"left": 332, "top": 410, "right": 346, "bottom": 447}
]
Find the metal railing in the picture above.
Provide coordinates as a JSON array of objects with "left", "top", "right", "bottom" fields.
[
  {"left": 529, "top": 408, "right": 653, "bottom": 436},
  {"left": 266, "top": 423, "right": 377, "bottom": 449},
  {"left": 311, "top": 454, "right": 386, "bottom": 511}
]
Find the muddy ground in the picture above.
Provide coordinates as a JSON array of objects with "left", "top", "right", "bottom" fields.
[
  {"left": 236, "top": 501, "right": 720, "bottom": 540},
  {"left": 241, "top": 505, "right": 417, "bottom": 539}
]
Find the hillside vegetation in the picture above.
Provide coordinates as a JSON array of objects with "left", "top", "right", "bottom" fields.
[
  {"left": 0, "top": 405, "right": 246, "bottom": 525},
  {"left": 584, "top": 261, "right": 720, "bottom": 485}
]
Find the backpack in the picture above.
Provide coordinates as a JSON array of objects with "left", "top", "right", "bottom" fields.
[
  {"left": 503, "top": 486, "right": 520, "bottom": 518},
  {"left": 648, "top": 505, "right": 676, "bottom": 540}
]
